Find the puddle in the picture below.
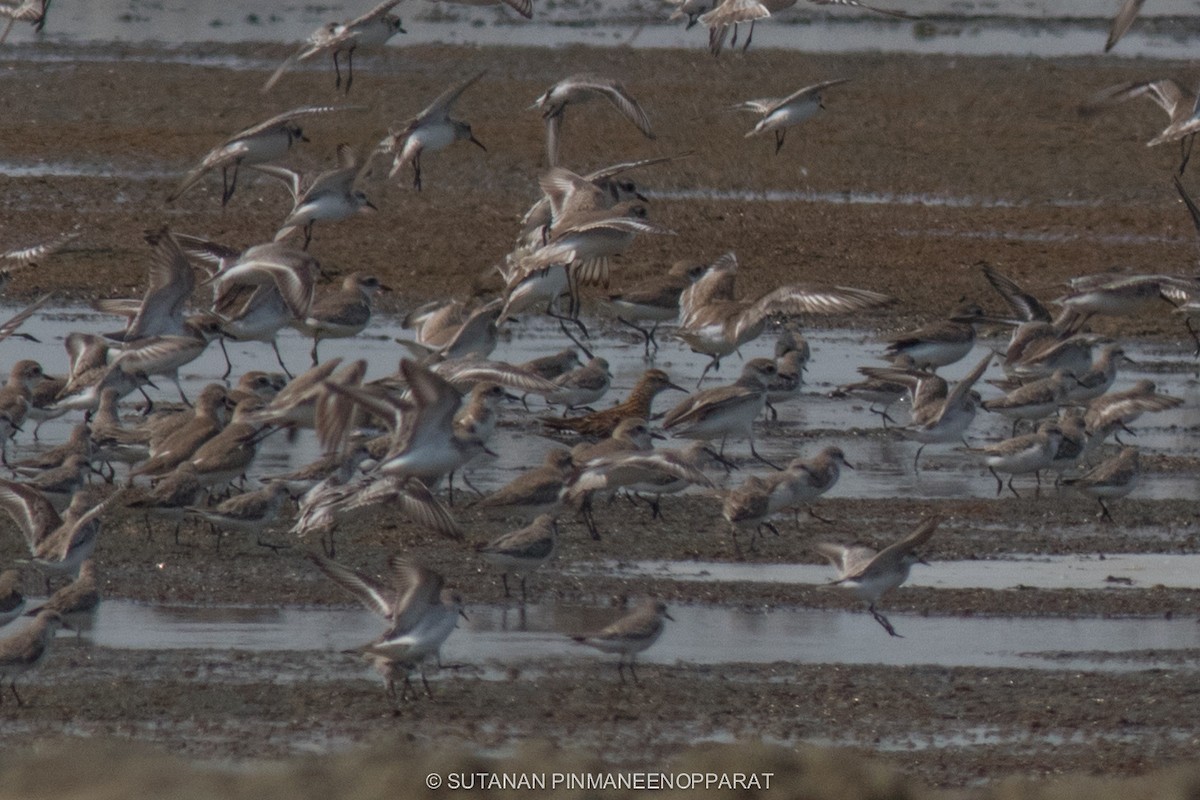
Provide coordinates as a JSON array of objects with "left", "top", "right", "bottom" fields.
[
  {"left": 1, "top": 0, "right": 1200, "bottom": 58},
  {"left": 649, "top": 188, "right": 1096, "bottom": 210},
  {"left": 9, "top": 599, "right": 1200, "bottom": 673},
  {"left": 594, "top": 553, "right": 1200, "bottom": 591},
  {"left": 7, "top": 308, "right": 1200, "bottom": 501}
]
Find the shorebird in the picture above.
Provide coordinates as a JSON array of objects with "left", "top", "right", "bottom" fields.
[
  {"left": 1105, "top": 0, "right": 1146, "bottom": 51},
  {"left": 124, "top": 463, "right": 205, "bottom": 543},
  {"left": 263, "top": 0, "right": 405, "bottom": 93},
  {"left": 764, "top": 348, "right": 807, "bottom": 419},
  {"left": 313, "top": 556, "right": 465, "bottom": 705},
  {"left": 129, "top": 384, "right": 231, "bottom": 479},
  {"left": 1062, "top": 446, "right": 1140, "bottom": 521},
  {"left": 167, "top": 106, "right": 348, "bottom": 205},
  {"left": 0, "top": 609, "right": 64, "bottom": 706},
  {"left": 187, "top": 482, "right": 292, "bottom": 551},
  {"left": 296, "top": 272, "right": 391, "bottom": 365},
  {"left": 477, "top": 514, "right": 558, "bottom": 601},
  {"left": 379, "top": 71, "right": 487, "bottom": 191},
  {"left": 701, "top": 0, "right": 909, "bottom": 54},
  {"left": 531, "top": 74, "right": 655, "bottom": 167},
  {"left": 1081, "top": 78, "right": 1200, "bottom": 171},
  {"left": 565, "top": 443, "right": 714, "bottom": 537},
  {"left": 544, "top": 356, "right": 611, "bottom": 411},
  {"left": 19, "top": 454, "right": 92, "bottom": 511},
  {"left": 863, "top": 353, "right": 992, "bottom": 470},
  {"left": 0, "top": 359, "right": 45, "bottom": 462},
  {"left": 0, "top": 569, "right": 23, "bottom": 627},
  {"left": 570, "top": 598, "right": 673, "bottom": 684},
  {"left": 1052, "top": 273, "right": 1200, "bottom": 329},
  {"left": 184, "top": 398, "right": 270, "bottom": 488},
  {"left": 1083, "top": 379, "right": 1184, "bottom": 449},
  {"left": 475, "top": 448, "right": 573, "bottom": 519},
  {"left": 400, "top": 300, "right": 502, "bottom": 362},
  {"left": 666, "top": 0, "right": 714, "bottom": 28},
  {"left": 816, "top": 516, "right": 939, "bottom": 638},
  {"left": 109, "top": 315, "right": 225, "bottom": 405},
  {"left": 981, "top": 369, "right": 1072, "bottom": 435},
  {"left": 25, "top": 558, "right": 98, "bottom": 638},
  {"left": 604, "top": 260, "right": 707, "bottom": 356},
  {"left": 663, "top": 358, "right": 778, "bottom": 465},
  {"left": 540, "top": 368, "right": 684, "bottom": 438},
  {"left": 569, "top": 416, "right": 655, "bottom": 467},
  {"left": 519, "top": 348, "right": 583, "bottom": 382},
  {"left": 1065, "top": 343, "right": 1133, "bottom": 403},
  {"left": 0, "top": 0, "right": 51, "bottom": 45},
  {"left": 730, "top": 78, "right": 850, "bottom": 154},
  {"left": 93, "top": 229, "right": 195, "bottom": 343},
  {"left": 883, "top": 302, "right": 985, "bottom": 371},
  {"left": 677, "top": 252, "right": 893, "bottom": 383},
  {"left": 10, "top": 489, "right": 124, "bottom": 585},
  {"left": 977, "top": 424, "right": 1063, "bottom": 497},
  {"left": 264, "top": 145, "right": 377, "bottom": 249},
  {"left": 206, "top": 241, "right": 321, "bottom": 376},
  {"left": 0, "top": 231, "right": 77, "bottom": 291}
]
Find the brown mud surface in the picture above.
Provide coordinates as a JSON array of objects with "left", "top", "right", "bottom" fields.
[{"left": 3, "top": 41, "right": 1200, "bottom": 795}]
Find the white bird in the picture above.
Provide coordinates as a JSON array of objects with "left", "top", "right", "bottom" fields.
[
  {"left": 530, "top": 74, "right": 655, "bottom": 167},
  {"left": 379, "top": 71, "right": 487, "bottom": 191},
  {"left": 730, "top": 78, "right": 850, "bottom": 154}
]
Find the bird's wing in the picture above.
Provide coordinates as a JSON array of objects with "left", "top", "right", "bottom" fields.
[
  {"left": 306, "top": 552, "right": 397, "bottom": 617},
  {"left": 765, "top": 77, "right": 852, "bottom": 115},
  {"left": 420, "top": 70, "right": 487, "bottom": 119}
]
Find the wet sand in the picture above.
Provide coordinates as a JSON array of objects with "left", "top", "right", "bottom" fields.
[{"left": 3, "top": 40, "right": 1200, "bottom": 794}]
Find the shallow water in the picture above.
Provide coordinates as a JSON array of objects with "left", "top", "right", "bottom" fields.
[
  {"left": 2, "top": 0, "right": 1200, "bottom": 58},
  {"left": 15, "top": 598, "right": 1200, "bottom": 673},
  {"left": 10, "top": 308, "right": 1200, "bottom": 501},
  {"left": 595, "top": 553, "right": 1200, "bottom": 590}
]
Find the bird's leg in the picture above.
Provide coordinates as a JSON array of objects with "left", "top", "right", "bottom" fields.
[
  {"left": 1034, "top": 470, "right": 1042, "bottom": 498},
  {"left": 989, "top": 467, "right": 1003, "bottom": 496},
  {"left": 807, "top": 505, "right": 834, "bottom": 525},
  {"left": 500, "top": 573, "right": 511, "bottom": 598},
  {"left": 420, "top": 667, "right": 433, "bottom": 698},
  {"left": 9, "top": 678, "right": 24, "bottom": 707},
  {"left": 412, "top": 152, "right": 423, "bottom": 191},
  {"left": 137, "top": 384, "right": 155, "bottom": 416},
  {"left": 331, "top": 49, "right": 342, "bottom": 90},
  {"left": 749, "top": 434, "right": 781, "bottom": 471},
  {"left": 1098, "top": 498, "right": 1113, "bottom": 523},
  {"left": 869, "top": 604, "right": 902, "bottom": 638},
  {"left": 270, "top": 339, "right": 293, "bottom": 379},
  {"left": 868, "top": 404, "right": 896, "bottom": 429},
  {"left": 628, "top": 657, "right": 641, "bottom": 686},
  {"left": 223, "top": 163, "right": 241, "bottom": 206},
  {"left": 1185, "top": 316, "right": 1200, "bottom": 357},
  {"left": 774, "top": 129, "right": 785, "bottom": 155},
  {"left": 617, "top": 316, "right": 653, "bottom": 357},
  {"left": 696, "top": 355, "right": 720, "bottom": 387},
  {"left": 519, "top": 576, "right": 528, "bottom": 605},
  {"left": 301, "top": 221, "right": 314, "bottom": 251},
  {"left": 172, "top": 376, "right": 191, "bottom": 406},
  {"left": 218, "top": 337, "right": 234, "bottom": 381},
  {"left": 1180, "top": 133, "right": 1195, "bottom": 175},
  {"left": 765, "top": 400, "right": 778, "bottom": 422},
  {"left": 912, "top": 443, "right": 927, "bottom": 473},
  {"left": 1006, "top": 476, "right": 1020, "bottom": 499},
  {"left": 310, "top": 338, "right": 320, "bottom": 367},
  {"left": 743, "top": 19, "right": 755, "bottom": 51},
  {"left": 344, "top": 46, "right": 355, "bottom": 94}
]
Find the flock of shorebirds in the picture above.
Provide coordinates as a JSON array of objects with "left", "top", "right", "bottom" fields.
[{"left": 0, "top": 0, "right": 1196, "bottom": 711}]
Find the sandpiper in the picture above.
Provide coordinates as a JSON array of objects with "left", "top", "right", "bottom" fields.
[
  {"left": 730, "top": 78, "right": 850, "bottom": 154},
  {"left": 662, "top": 358, "right": 777, "bottom": 465},
  {"left": 1080, "top": 77, "right": 1198, "bottom": 170},
  {"left": 263, "top": 0, "right": 405, "bottom": 93},
  {"left": 297, "top": 272, "right": 391, "bottom": 365},
  {"left": 1083, "top": 379, "right": 1184, "bottom": 449},
  {"left": 477, "top": 514, "right": 558, "bottom": 601},
  {"left": 531, "top": 74, "right": 655, "bottom": 167},
  {"left": 1062, "top": 446, "right": 1140, "bottom": 522},
  {"left": 184, "top": 398, "right": 269, "bottom": 488},
  {"left": 604, "top": 260, "right": 707, "bottom": 356},
  {"left": 981, "top": 368, "right": 1072, "bottom": 435},
  {"left": 187, "top": 482, "right": 291, "bottom": 551},
  {"left": 130, "top": 384, "right": 230, "bottom": 479},
  {"left": 883, "top": 302, "right": 985, "bottom": 371},
  {"left": 565, "top": 443, "right": 713, "bottom": 538},
  {"left": 701, "top": 0, "right": 908, "bottom": 54},
  {"left": 25, "top": 557, "right": 98, "bottom": 638},
  {"left": 1105, "top": 0, "right": 1146, "bottom": 51},
  {"left": 540, "top": 368, "right": 684, "bottom": 439},
  {"left": 765, "top": 348, "right": 807, "bottom": 420},
  {"left": 20, "top": 489, "right": 124, "bottom": 585},
  {"left": 95, "top": 229, "right": 195, "bottom": 342},
  {"left": 0, "top": 608, "right": 63, "bottom": 706},
  {"left": 864, "top": 353, "right": 992, "bottom": 470},
  {"left": 978, "top": 424, "right": 1063, "bottom": 497},
  {"left": 570, "top": 598, "right": 673, "bottom": 684},
  {"left": 379, "top": 71, "right": 487, "bottom": 191},
  {"left": 815, "top": 516, "right": 939, "bottom": 638},
  {"left": 544, "top": 356, "right": 612, "bottom": 411},
  {"left": 677, "top": 252, "right": 892, "bottom": 383},
  {"left": 569, "top": 416, "right": 655, "bottom": 467},
  {"left": 0, "top": 0, "right": 50, "bottom": 44},
  {"left": 476, "top": 448, "right": 573, "bottom": 519},
  {"left": 265, "top": 145, "right": 377, "bottom": 249},
  {"left": 167, "top": 106, "right": 348, "bottom": 205}
]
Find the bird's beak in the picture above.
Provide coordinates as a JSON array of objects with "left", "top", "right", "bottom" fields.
[
  {"left": 666, "top": 381, "right": 687, "bottom": 393},
  {"left": 664, "top": 611, "right": 676, "bottom": 621},
  {"left": 483, "top": 445, "right": 499, "bottom": 457},
  {"left": 379, "top": 283, "right": 394, "bottom": 292},
  {"left": 650, "top": 431, "right": 667, "bottom": 441},
  {"left": 916, "top": 555, "right": 931, "bottom": 566},
  {"left": 458, "top": 609, "right": 469, "bottom": 621},
  {"left": 841, "top": 458, "right": 855, "bottom": 470},
  {"left": 469, "top": 135, "right": 487, "bottom": 151},
  {"left": 362, "top": 200, "right": 379, "bottom": 213},
  {"left": 635, "top": 191, "right": 650, "bottom": 203}
]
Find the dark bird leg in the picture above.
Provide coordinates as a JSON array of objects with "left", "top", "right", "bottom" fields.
[
  {"left": 774, "top": 129, "right": 785, "bottom": 154},
  {"left": 218, "top": 337, "right": 234, "bottom": 381},
  {"left": 331, "top": 49, "right": 342, "bottom": 90},
  {"left": 912, "top": 443, "right": 927, "bottom": 473},
  {"left": 1097, "top": 498, "right": 1113, "bottom": 522},
  {"left": 270, "top": 339, "right": 293, "bottom": 379},
  {"left": 869, "top": 604, "right": 902, "bottom": 638},
  {"left": 344, "top": 46, "right": 355, "bottom": 94},
  {"left": 412, "top": 153, "right": 423, "bottom": 191},
  {"left": 989, "top": 466, "right": 1003, "bottom": 496}
]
